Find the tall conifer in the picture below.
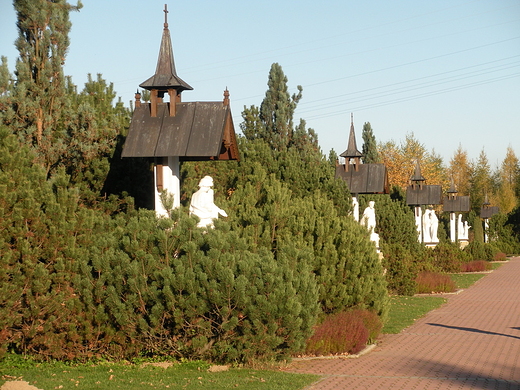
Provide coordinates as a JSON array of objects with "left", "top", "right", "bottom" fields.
[
  {"left": 6, "top": 0, "right": 81, "bottom": 170},
  {"left": 361, "top": 122, "right": 380, "bottom": 163}
]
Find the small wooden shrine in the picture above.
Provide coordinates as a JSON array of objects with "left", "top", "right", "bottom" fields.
[
  {"left": 406, "top": 161, "right": 442, "bottom": 245},
  {"left": 122, "top": 5, "right": 239, "bottom": 216},
  {"left": 442, "top": 179, "right": 471, "bottom": 243},
  {"left": 335, "top": 115, "right": 389, "bottom": 218},
  {"left": 481, "top": 195, "right": 499, "bottom": 243}
]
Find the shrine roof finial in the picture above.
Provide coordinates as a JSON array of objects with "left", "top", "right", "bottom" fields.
[
  {"left": 340, "top": 113, "right": 363, "bottom": 159},
  {"left": 139, "top": 4, "right": 193, "bottom": 93},
  {"left": 164, "top": 4, "right": 169, "bottom": 28},
  {"left": 410, "top": 159, "right": 426, "bottom": 183}
]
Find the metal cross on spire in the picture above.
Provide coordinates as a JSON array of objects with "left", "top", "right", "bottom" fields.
[{"left": 164, "top": 4, "right": 169, "bottom": 28}]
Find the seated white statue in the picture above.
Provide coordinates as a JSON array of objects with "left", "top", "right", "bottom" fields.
[{"left": 189, "top": 176, "right": 227, "bottom": 228}]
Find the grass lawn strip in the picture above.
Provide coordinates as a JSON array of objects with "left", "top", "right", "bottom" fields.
[
  {"left": 382, "top": 267, "right": 500, "bottom": 335},
  {"left": 0, "top": 360, "right": 318, "bottom": 390}
]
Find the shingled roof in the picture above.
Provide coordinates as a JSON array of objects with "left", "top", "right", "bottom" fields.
[
  {"left": 122, "top": 5, "right": 239, "bottom": 162},
  {"left": 335, "top": 163, "right": 389, "bottom": 194},
  {"left": 122, "top": 100, "right": 239, "bottom": 160}
]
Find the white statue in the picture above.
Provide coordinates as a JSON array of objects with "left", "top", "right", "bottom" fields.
[
  {"left": 450, "top": 213, "right": 457, "bottom": 242},
  {"left": 415, "top": 207, "right": 422, "bottom": 242},
  {"left": 189, "top": 176, "right": 228, "bottom": 228},
  {"left": 352, "top": 196, "right": 359, "bottom": 222},
  {"left": 463, "top": 221, "right": 470, "bottom": 240},
  {"left": 361, "top": 200, "right": 380, "bottom": 248},
  {"left": 422, "top": 208, "right": 439, "bottom": 243},
  {"left": 457, "top": 215, "right": 470, "bottom": 240},
  {"left": 422, "top": 209, "right": 432, "bottom": 243},
  {"left": 430, "top": 209, "right": 439, "bottom": 243}
]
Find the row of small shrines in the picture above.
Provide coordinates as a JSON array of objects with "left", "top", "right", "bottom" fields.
[
  {"left": 337, "top": 117, "right": 498, "bottom": 250},
  {"left": 122, "top": 6, "right": 498, "bottom": 248}
]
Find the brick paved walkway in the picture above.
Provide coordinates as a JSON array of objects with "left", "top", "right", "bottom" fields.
[{"left": 285, "top": 257, "right": 520, "bottom": 389}]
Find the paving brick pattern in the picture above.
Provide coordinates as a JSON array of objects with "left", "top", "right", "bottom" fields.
[{"left": 285, "top": 257, "right": 520, "bottom": 389}]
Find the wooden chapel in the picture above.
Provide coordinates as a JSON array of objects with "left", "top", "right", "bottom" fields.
[{"left": 122, "top": 5, "right": 239, "bottom": 217}]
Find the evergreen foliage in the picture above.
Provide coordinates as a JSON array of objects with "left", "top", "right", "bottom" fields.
[
  {"left": 6, "top": 0, "right": 518, "bottom": 365},
  {"left": 469, "top": 150, "right": 492, "bottom": 212},
  {"left": 358, "top": 190, "right": 421, "bottom": 296},
  {"left": 3, "top": 0, "right": 82, "bottom": 168},
  {"left": 183, "top": 63, "right": 389, "bottom": 321},
  {"left": 0, "top": 1, "right": 129, "bottom": 206},
  {"left": 361, "top": 122, "right": 380, "bottom": 163}
]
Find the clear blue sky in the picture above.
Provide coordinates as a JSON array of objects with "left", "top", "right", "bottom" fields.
[{"left": 1, "top": 0, "right": 519, "bottom": 170}]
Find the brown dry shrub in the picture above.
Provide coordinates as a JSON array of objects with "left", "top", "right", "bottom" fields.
[
  {"left": 493, "top": 252, "right": 507, "bottom": 262},
  {"left": 460, "top": 260, "right": 492, "bottom": 272},
  {"left": 305, "top": 310, "right": 370, "bottom": 356},
  {"left": 415, "top": 271, "right": 456, "bottom": 294},
  {"left": 356, "top": 310, "right": 383, "bottom": 343}
]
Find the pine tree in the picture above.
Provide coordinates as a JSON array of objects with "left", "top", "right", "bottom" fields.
[
  {"left": 449, "top": 144, "right": 472, "bottom": 196},
  {"left": 470, "top": 149, "right": 492, "bottom": 211},
  {"left": 0, "top": 57, "right": 11, "bottom": 99},
  {"left": 65, "top": 73, "right": 129, "bottom": 198},
  {"left": 361, "top": 122, "right": 380, "bottom": 163},
  {"left": 246, "top": 63, "right": 303, "bottom": 151},
  {"left": 494, "top": 146, "right": 519, "bottom": 214},
  {"left": 1, "top": 1, "right": 127, "bottom": 204},
  {"left": 4, "top": 0, "right": 81, "bottom": 171}
]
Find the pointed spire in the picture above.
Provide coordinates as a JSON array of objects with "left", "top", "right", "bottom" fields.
[
  {"left": 410, "top": 160, "right": 426, "bottom": 184},
  {"left": 447, "top": 177, "right": 457, "bottom": 194},
  {"left": 139, "top": 4, "right": 193, "bottom": 93},
  {"left": 483, "top": 193, "right": 490, "bottom": 207},
  {"left": 340, "top": 113, "right": 363, "bottom": 159}
]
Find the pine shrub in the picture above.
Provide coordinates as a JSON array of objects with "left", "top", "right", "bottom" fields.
[
  {"left": 429, "top": 242, "right": 470, "bottom": 273},
  {"left": 0, "top": 134, "right": 319, "bottom": 364},
  {"left": 464, "top": 241, "right": 499, "bottom": 261},
  {"left": 79, "top": 211, "right": 320, "bottom": 364},
  {"left": 415, "top": 272, "right": 456, "bottom": 294},
  {"left": 381, "top": 244, "right": 417, "bottom": 296}
]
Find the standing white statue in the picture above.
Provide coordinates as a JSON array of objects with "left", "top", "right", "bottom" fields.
[
  {"left": 457, "top": 215, "right": 471, "bottom": 240},
  {"left": 415, "top": 207, "right": 422, "bottom": 242},
  {"left": 189, "top": 176, "right": 228, "bottom": 228},
  {"left": 422, "top": 209, "right": 432, "bottom": 243},
  {"left": 458, "top": 214, "right": 465, "bottom": 240},
  {"left": 352, "top": 196, "right": 359, "bottom": 222},
  {"left": 360, "top": 200, "right": 380, "bottom": 248},
  {"left": 430, "top": 209, "right": 439, "bottom": 243},
  {"left": 463, "top": 221, "right": 470, "bottom": 240}
]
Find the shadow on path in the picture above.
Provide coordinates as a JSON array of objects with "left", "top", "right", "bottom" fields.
[{"left": 427, "top": 323, "right": 520, "bottom": 340}]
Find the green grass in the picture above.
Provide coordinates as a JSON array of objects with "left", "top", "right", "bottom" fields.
[
  {"left": 451, "top": 261, "right": 503, "bottom": 289},
  {"left": 450, "top": 273, "right": 486, "bottom": 289},
  {"left": 382, "top": 295, "right": 447, "bottom": 334},
  {"left": 383, "top": 266, "right": 500, "bottom": 334},
  {"left": 0, "top": 357, "right": 319, "bottom": 390}
]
